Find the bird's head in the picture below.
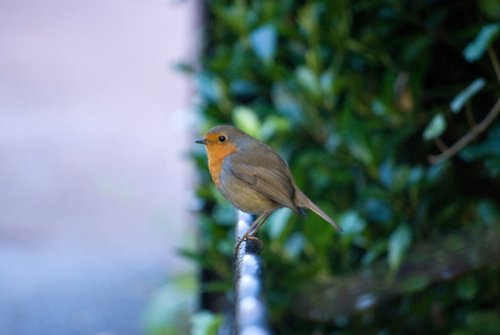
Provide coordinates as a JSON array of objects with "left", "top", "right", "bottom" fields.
[{"left": 195, "top": 125, "right": 248, "bottom": 159}]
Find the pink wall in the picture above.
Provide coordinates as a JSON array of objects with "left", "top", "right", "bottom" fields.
[{"left": 0, "top": 0, "right": 198, "bottom": 332}]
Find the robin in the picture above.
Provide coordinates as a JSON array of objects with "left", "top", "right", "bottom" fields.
[{"left": 196, "top": 125, "right": 342, "bottom": 246}]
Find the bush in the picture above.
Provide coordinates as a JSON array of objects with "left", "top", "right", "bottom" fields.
[{"left": 188, "top": 1, "right": 500, "bottom": 334}]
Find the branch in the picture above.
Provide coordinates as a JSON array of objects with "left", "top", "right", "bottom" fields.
[
  {"left": 488, "top": 47, "right": 500, "bottom": 83},
  {"left": 294, "top": 224, "right": 500, "bottom": 320},
  {"left": 433, "top": 137, "right": 448, "bottom": 152},
  {"left": 465, "top": 103, "right": 477, "bottom": 128},
  {"left": 428, "top": 97, "right": 500, "bottom": 164},
  {"left": 428, "top": 48, "right": 500, "bottom": 164}
]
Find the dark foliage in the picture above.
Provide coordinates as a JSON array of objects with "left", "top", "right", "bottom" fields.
[{"left": 188, "top": 1, "right": 500, "bottom": 334}]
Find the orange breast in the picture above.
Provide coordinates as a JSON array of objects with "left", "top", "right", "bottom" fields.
[{"left": 207, "top": 142, "right": 237, "bottom": 187}]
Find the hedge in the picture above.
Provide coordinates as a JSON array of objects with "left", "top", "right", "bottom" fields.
[{"left": 187, "top": 1, "right": 500, "bottom": 334}]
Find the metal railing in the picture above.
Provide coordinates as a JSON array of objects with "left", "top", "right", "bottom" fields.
[{"left": 232, "top": 211, "right": 272, "bottom": 335}]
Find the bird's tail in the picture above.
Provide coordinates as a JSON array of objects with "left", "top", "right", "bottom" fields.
[{"left": 295, "top": 189, "right": 343, "bottom": 232}]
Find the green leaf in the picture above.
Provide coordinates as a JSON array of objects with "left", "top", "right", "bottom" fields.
[
  {"left": 450, "top": 78, "right": 486, "bottom": 113},
  {"left": 214, "top": 4, "right": 247, "bottom": 34},
  {"left": 271, "top": 82, "right": 303, "bottom": 122},
  {"left": 463, "top": 23, "right": 500, "bottom": 62},
  {"left": 466, "top": 311, "right": 500, "bottom": 334},
  {"left": 347, "top": 141, "right": 374, "bottom": 166},
  {"left": 250, "top": 24, "right": 277, "bottom": 64},
  {"left": 212, "top": 202, "right": 235, "bottom": 226},
  {"left": 230, "top": 80, "right": 259, "bottom": 97},
  {"left": 296, "top": 66, "right": 320, "bottom": 95},
  {"left": 196, "top": 73, "right": 223, "bottom": 103},
  {"left": 260, "top": 115, "right": 292, "bottom": 140},
  {"left": 266, "top": 208, "right": 292, "bottom": 239},
  {"left": 423, "top": 113, "right": 446, "bottom": 140},
  {"left": 400, "top": 274, "right": 431, "bottom": 293},
  {"left": 284, "top": 232, "right": 306, "bottom": 259},
  {"left": 173, "top": 62, "right": 196, "bottom": 74},
  {"left": 191, "top": 311, "right": 223, "bottom": 335},
  {"left": 457, "top": 277, "right": 478, "bottom": 301},
  {"left": 460, "top": 124, "right": 500, "bottom": 161},
  {"left": 371, "top": 99, "right": 388, "bottom": 117},
  {"left": 143, "top": 277, "right": 196, "bottom": 335},
  {"left": 388, "top": 224, "right": 412, "bottom": 271},
  {"left": 339, "top": 211, "right": 366, "bottom": 235},
  {"left": 460, "top": 123, "right": 500, "bottom": 175},
  {"left": 320, "top": 69, "right": 337, "bottom": 95},
  {"left": 364, "top": 198, "right": 393, "bottom": 223},
  {"left": 361, "top": 240, "right": 387, "bottom": 266},
  {"left": 476, "top": 200, "right": 500, "bottom": 225},
  {"left": 479, "top": 0, "right": 500, "bottom": 19},
  {"left": 379, "top": 160, "right": 394, "bottom": 188},
  {"left": 177, "top": 248, "right": 204, "bottom": 263},
  {"left": 232, "top": 106, "right": 260, "bottom": 138},
  {"left": 326, "top": 208, "right": 367, "bottom": 250},
  {"left": 485, "top": 156, "right": 500, "bottom": 177}
]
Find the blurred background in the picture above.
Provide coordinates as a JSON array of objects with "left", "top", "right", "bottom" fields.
[{"left": 0, "top": 0, "right": 198, "bottom": 334}]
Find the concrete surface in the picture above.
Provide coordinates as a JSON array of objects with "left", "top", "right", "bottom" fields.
[{"left": 0, "top": 0, "right": 198, "bottom": 334}]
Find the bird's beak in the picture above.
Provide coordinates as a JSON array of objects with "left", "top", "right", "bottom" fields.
[{"left": 195, "top": 138, "right": 207, "bottom": 145}]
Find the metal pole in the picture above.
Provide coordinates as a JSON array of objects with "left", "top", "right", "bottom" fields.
[{"left": 233, "top": 211, "right": 272, "bottom": 335}]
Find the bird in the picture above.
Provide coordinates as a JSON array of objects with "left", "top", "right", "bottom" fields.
[{"left": 195, "top": 125, "right": 342, "bottom": 246}]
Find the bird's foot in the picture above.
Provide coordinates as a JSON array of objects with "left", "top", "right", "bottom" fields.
[{"left": 234, "top": 235, "right": 261, "bottom": 254}]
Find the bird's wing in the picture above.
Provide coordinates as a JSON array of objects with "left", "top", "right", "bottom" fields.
[{"left": 224, "top": 146, "right": 300, "bottom": 213}]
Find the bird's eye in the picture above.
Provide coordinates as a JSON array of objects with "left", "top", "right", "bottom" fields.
[{"left": 218, "top": 135, "right": 227, "bottom": 143}]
